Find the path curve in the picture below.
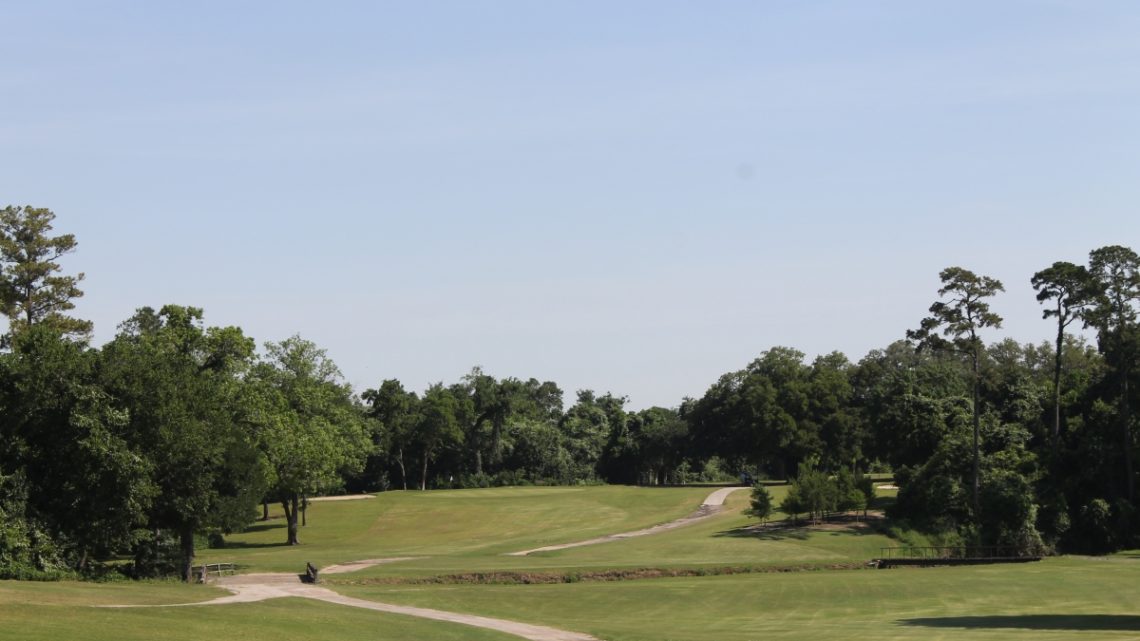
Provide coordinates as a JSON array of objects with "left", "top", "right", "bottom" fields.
[
  {"left": 102, "top": 571, "right": 598, "bottom": 641},
  {"left": 506, "top": 486, "right": 748, "bottom": 557}
]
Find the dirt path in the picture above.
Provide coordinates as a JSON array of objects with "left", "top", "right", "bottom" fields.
[
  {"left": 103, "top": 569, "right": 599, "bottom": 641},
  {"left": 308, "top": 494, "right": 376, "bottom": 502},
  {"left": 505, "top": 486, "right": 748, "bottom": 557},
  {"left": 321, "top": 557, "right": 419, "bottom": 574}
]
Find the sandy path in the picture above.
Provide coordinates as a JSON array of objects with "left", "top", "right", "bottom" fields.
[
  {"left": 505, "top": 486, "right": 748, "bottom": 557},
  {"left": 103, "top": 570, "right": 599, "bottom": 641},
  {"left": 320, "top": 556, "right": 420, "bottom": 574},
  {"left": 307, "top": 494, "right": 376, "bottom": 502}
]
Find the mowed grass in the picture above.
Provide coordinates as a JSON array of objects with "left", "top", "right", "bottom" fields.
[
  {"left": 16, "top": 484, "right": 1140, "bottom": 641},
  {"left": 338, "top": 557, "right": 1140, "bottom": 641},
  {"left": 0, "top": 582, "right": 516, "bottom": 641},
  {"left": 200, "top": 485, "right": 715, "bottom": 573},
  {"left": 202, "top": 485, "right": 904, "bottom": 578}
]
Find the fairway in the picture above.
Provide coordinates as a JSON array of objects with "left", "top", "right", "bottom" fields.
[
  {"left": 8, "top": 486, "right": 1140, "bottom": 641},
  {"left": 337, "top": 557, "right": 1140, "bottom": 641},
  {"left": 199, "top": 486, "right": 717, "bottom": 573}
]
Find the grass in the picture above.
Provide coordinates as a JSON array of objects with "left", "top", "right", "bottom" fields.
[
  {"left": 199, "top": 485, "right": 716, "bottom": 573},
  {"left": 13, "top": 483, "right": 1140, "bottom": 641},
  {"left": 0, "top": 583, "right": 517, "bottom": 641},
  {"left": 337, "top": 557, "right": 1140, "bottom": 641},
  {"left": 202, "top": 485, "right": 905, "bottom": 578}
]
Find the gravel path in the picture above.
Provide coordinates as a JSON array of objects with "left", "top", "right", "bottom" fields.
[
  {"left": 103, "top": 569, "right": 599, "bottom": 641},
  {"left": 505, "top": 486, "right": 748, "bottom": 557}
]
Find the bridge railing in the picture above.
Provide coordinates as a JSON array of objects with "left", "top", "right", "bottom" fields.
[{"left": 193, "top": 562, "right": 237, "bottom": 582}]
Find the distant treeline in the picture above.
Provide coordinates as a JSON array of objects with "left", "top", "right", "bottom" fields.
[{"left": 1, "top": 205, "right": 1138, "bottom": 582}]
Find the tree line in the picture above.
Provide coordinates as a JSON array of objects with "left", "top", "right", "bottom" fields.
[{"left": 1, "top": 205, "right": 1137, "bottom": 581}]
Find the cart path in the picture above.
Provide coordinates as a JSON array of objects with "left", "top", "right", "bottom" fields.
[
  {"left": 505, "top": 486, "right": 749, "bottom": 556},
  {"left": 308, "top": 494, "right": 376, "bottom": 502},
  {"left": 321, "top": 556, "right": 420, "bottom": 574},
  {"left": 101, "top": 571, "right": 599, "bottom": 641}
]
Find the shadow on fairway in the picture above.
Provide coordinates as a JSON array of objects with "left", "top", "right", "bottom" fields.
[
  {"left": 218, "top": 537, "right": 293, "bottom": 550},
  {"left": 240, "top": 522, "right": 285, "bottom": 534},
  {"left": 899, "top": 615, "right": 1140, "bottom": 631},
  {"left": 713, "top": 525, "right": 810, "bottom": 541}
]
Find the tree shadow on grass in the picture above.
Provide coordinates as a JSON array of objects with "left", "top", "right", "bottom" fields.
[
  {"left": 713, "top": 524, "right": 810, "bottom": 541},
  {"left": 217, "top": 539, "right": 293, "bottom": 549},
  {"left": 239, "top": 522, "right": 285, "bottom": 534},
  {"left": 899, "top": 615, "right": 1140, "bottom": 631}
]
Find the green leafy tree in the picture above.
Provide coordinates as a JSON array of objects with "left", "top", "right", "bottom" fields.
[
  {"left": 1085, "top": 246, "right": 1140, "bottom": 502},
  {"left": 748, "top": 483, "right": 774, "bottom": 524},
  {"left": 362, "top": 379, "right": 419, "bottom": 491},
  {"left": 908, "top": 266, "right": 1005, "bottom": 515},
  {"left": 413, "top": 384, "right": 464, "bottom": 490},
  {"left": 0, "top": 206, "right": 92, "bottom": 341},
  {"left": 780, "top": 484, "right": 804, "bottom": 525},
  {"left": 248, "top": 335, "right": 370, "bottom": 545},
  {"left": 3, "top": 327, "right": 152, "bottom": 570},
  {"left": 1032, "top": 261, "right": 1095, "bottom": 442},
  {"left": 100, "top": 305, "right": 263, "bottom": 580}
]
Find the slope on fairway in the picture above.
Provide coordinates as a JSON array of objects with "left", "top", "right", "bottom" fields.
[
  {"left": 200, "top": 486, "right": 714, "bottom": 573},
  {"left": 333, "top": 485, "right": 899, "bottom": 579},
  {"left": 0, "top": 581, "right": 519, "bottom": 641},
  {"left": 335, "top": 557, "right": 1140, "bottom": 641}
]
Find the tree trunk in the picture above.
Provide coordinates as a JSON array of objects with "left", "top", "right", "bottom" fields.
[
  {"left": 262, "top": 500, "right": 269, "bottom": 521},
  {"left": 972, "top": 351, "right": 981, "bottom": 517},
  {"left": 1053, "top": 311, "right": 1064, "bottom": 444},
  {"left": 420, "top": 454, "right": 429, "bottom": 491},
  {"left": 1124, "top": 374, "right": 1134, "bottom": 502},
  {"left": 301, "top": 494, "right": 307, "bottom": 527},
  {"left": 396, "top": 448, "right": 407, "bottom": 490},
  {"left": 179, "top": 525, "right": 195, "bottom": 583},
  {"left": 282, "top": 494, "right": 300, "bottom": 545}
]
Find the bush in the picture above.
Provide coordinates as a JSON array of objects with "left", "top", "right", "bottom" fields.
[
  {"left": 780, "top": 485, "right": 804, "bottom": 524},
  {"left": 748, "top": 484, "right": 773, "bottom": 523}
]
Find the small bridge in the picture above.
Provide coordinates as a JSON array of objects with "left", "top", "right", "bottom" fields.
[
  {"left": 872, "top": 546, "right": 1042, "bottom": 568},
  {"left": 193, "top": 562, "right": 237, "bottom": 582}
]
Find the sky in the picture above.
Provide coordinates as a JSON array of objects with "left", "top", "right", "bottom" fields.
[{"left": 2, "top": 1, "right": 1139, "bottom": 409}]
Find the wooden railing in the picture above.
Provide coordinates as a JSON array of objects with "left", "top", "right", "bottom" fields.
[{"left": 194, "top": 562, "right": 237, "bottom": 582}]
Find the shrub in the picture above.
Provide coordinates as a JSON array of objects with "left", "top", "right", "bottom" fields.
[{"left": 748, "top": 484, "right": 773, "bottom": 523}]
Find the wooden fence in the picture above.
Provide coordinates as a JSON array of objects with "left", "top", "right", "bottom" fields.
[{"left": 193, "top": 562, "right": 237, "bottom": 582}]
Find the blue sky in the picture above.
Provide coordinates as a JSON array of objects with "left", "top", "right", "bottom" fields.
[{"left": 3, "top": 2, "right": 1138, "bottom": 408}]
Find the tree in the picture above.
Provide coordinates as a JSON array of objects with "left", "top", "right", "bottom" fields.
[
  {"left": 908, "top": 267, "right": 1004, "bottom": 516},
  {"left": 0, "top": 206, "right": 92, "bottom": 341},
  {"left": 412, "top": 384, "right": 463, "bottom": 490},
  {"left": 248, "top": 335, "right": 370, "bottom": 545},
  {"left": 1086, "top": 246, "right": 1140, "bottom": 502},
  {"left": 1032, "top": 261, "right": 1095, "bottom": 442},
  {"left": 3, "top": 326, "right": 152, "bottom": 571},
  {"left": 748, "top": 483, "right": 773, "bottom": 524},
  {"left": 100, "top": 305, "right": 263, "bottom": 580},
  {"left": 362, "top": 379, "right": 419, "bottom": 491}
]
